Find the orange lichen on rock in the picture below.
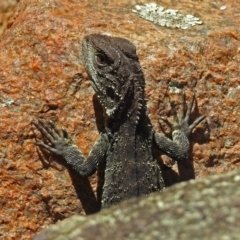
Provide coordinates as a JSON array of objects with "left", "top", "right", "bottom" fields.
[{"left": 0, "top": 0, "right": 240, "bottom": 239}]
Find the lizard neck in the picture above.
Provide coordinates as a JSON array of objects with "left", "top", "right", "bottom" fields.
[{"left": 105, "top": 74, "right": 146, "bottom": 135}]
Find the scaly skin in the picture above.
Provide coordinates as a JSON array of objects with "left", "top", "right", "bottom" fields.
[{"left": 33, "top": 34, "right": 205, "bottom": 208}]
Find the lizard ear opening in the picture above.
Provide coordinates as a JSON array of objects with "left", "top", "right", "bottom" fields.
[{"left": 106, "top": 86, "right": 120, "bottom": 101}]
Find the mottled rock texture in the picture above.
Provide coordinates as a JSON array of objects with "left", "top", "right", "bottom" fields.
[
  {"left": 0, "top": 0, "right": 19, "bottom": 35},
  {"left": 34, "top": 168, "right": 240, "bottom": 240},
  {"left": 0, "top": 0, "right": 239, "bottom": 239}
]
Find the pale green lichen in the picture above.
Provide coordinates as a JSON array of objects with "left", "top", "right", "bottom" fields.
[
  {"left": 132, "top": 3, "right": 202, "bottom": 29},
  {"left": 168, "top": 86, "right": 181, "bottom": 94},
  {"left": 0, "top": 97, "right": 14, "bottom": 107}
]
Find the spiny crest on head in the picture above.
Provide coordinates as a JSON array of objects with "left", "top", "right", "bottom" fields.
[
  {"left": 115, "top": 38, "right": 139, "bottom": 61},
  {"left": 91, "top": 34, "right": 138, "bottom": 61}
]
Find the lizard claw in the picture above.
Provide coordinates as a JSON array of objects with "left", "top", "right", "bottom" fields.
[
  {"left": 159, "top": 117, "right": 173, "bottom": 129},
  {"left": 160, "top": 92, "right": 205, "bottom": 137},
  {"left": 32, "top": 119, "right": 72, "bottom": 156}
]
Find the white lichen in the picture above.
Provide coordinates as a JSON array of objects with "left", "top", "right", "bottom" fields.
[
  {"left": 220, "top": 5, "right": 227, "bottom": 10},
  {"left": 132, "top": 3, "right": 202, "bottom": 29},
  {"left": 0, "top": 97, "right": 14, "bottom": 108},
  {"left": 168, "top": 86, "right": 182, "bottom": 94}
]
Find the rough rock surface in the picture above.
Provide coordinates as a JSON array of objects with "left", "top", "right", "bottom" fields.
[
  {"left": 34, "top": 168, "right": 240, "bottom": 240},
  {"left": 0, "top": 0, "right": 19, "bottom": 35},
  {"left": 0, "top": 0, "right": 239, "bottom": 239}
]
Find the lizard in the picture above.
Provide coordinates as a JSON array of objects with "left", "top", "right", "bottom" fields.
[{"left": 33, "top": 34, "right": 205, "bottom": 209}]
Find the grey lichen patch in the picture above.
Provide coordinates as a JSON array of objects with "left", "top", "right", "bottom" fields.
[
  {"left": 0, "top": 97, "right": 14, "bottom": 108},
  {"left": 234, "top": 175, "right": 240, "bottom": 182},
  {"left": 132, "top": 3, "right": 202, "bottom": 29},
  {"left": 168, "top": 86, "right": 182, "bottom": 94}
]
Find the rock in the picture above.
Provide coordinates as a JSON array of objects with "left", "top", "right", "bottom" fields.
[
  {"left": 34, "top": 168, "right": 240, "bottom": 239},
  {"left": 0, "top": 0, "right": 19, "bottom": 35},
  {"left": 0, "top": 0, "right": 239, "bottom": 238}
]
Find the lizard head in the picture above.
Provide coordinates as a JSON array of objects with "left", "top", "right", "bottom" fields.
[{"left": 82, "top": 34, "right": 143, "bottom": 118}]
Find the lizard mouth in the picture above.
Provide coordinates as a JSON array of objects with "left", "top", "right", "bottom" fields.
[
  {"left": 90, "top": 79, "right": 119, "bottom": 116},
  {"left": 90, "top": 79, "right": 118, "bottom": 102}
]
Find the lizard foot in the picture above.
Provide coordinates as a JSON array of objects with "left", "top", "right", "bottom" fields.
[
  {"left": 32, "top": 119, "right": 72, "bottom": 156},
  {"left": 160, "top": 92, "right": 205, "bottom": 137}
]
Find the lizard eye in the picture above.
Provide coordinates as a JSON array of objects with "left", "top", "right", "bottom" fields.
[{"left": 95, "top": 53, "right": 111, "bottom": 66}]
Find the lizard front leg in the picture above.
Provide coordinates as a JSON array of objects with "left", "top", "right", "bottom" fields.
[
  {"left": 154, "top": 92, "right": 205, "bottom": 161},
  {"left": 33, "top": 119, "right": 108, "bottom": 177}
]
